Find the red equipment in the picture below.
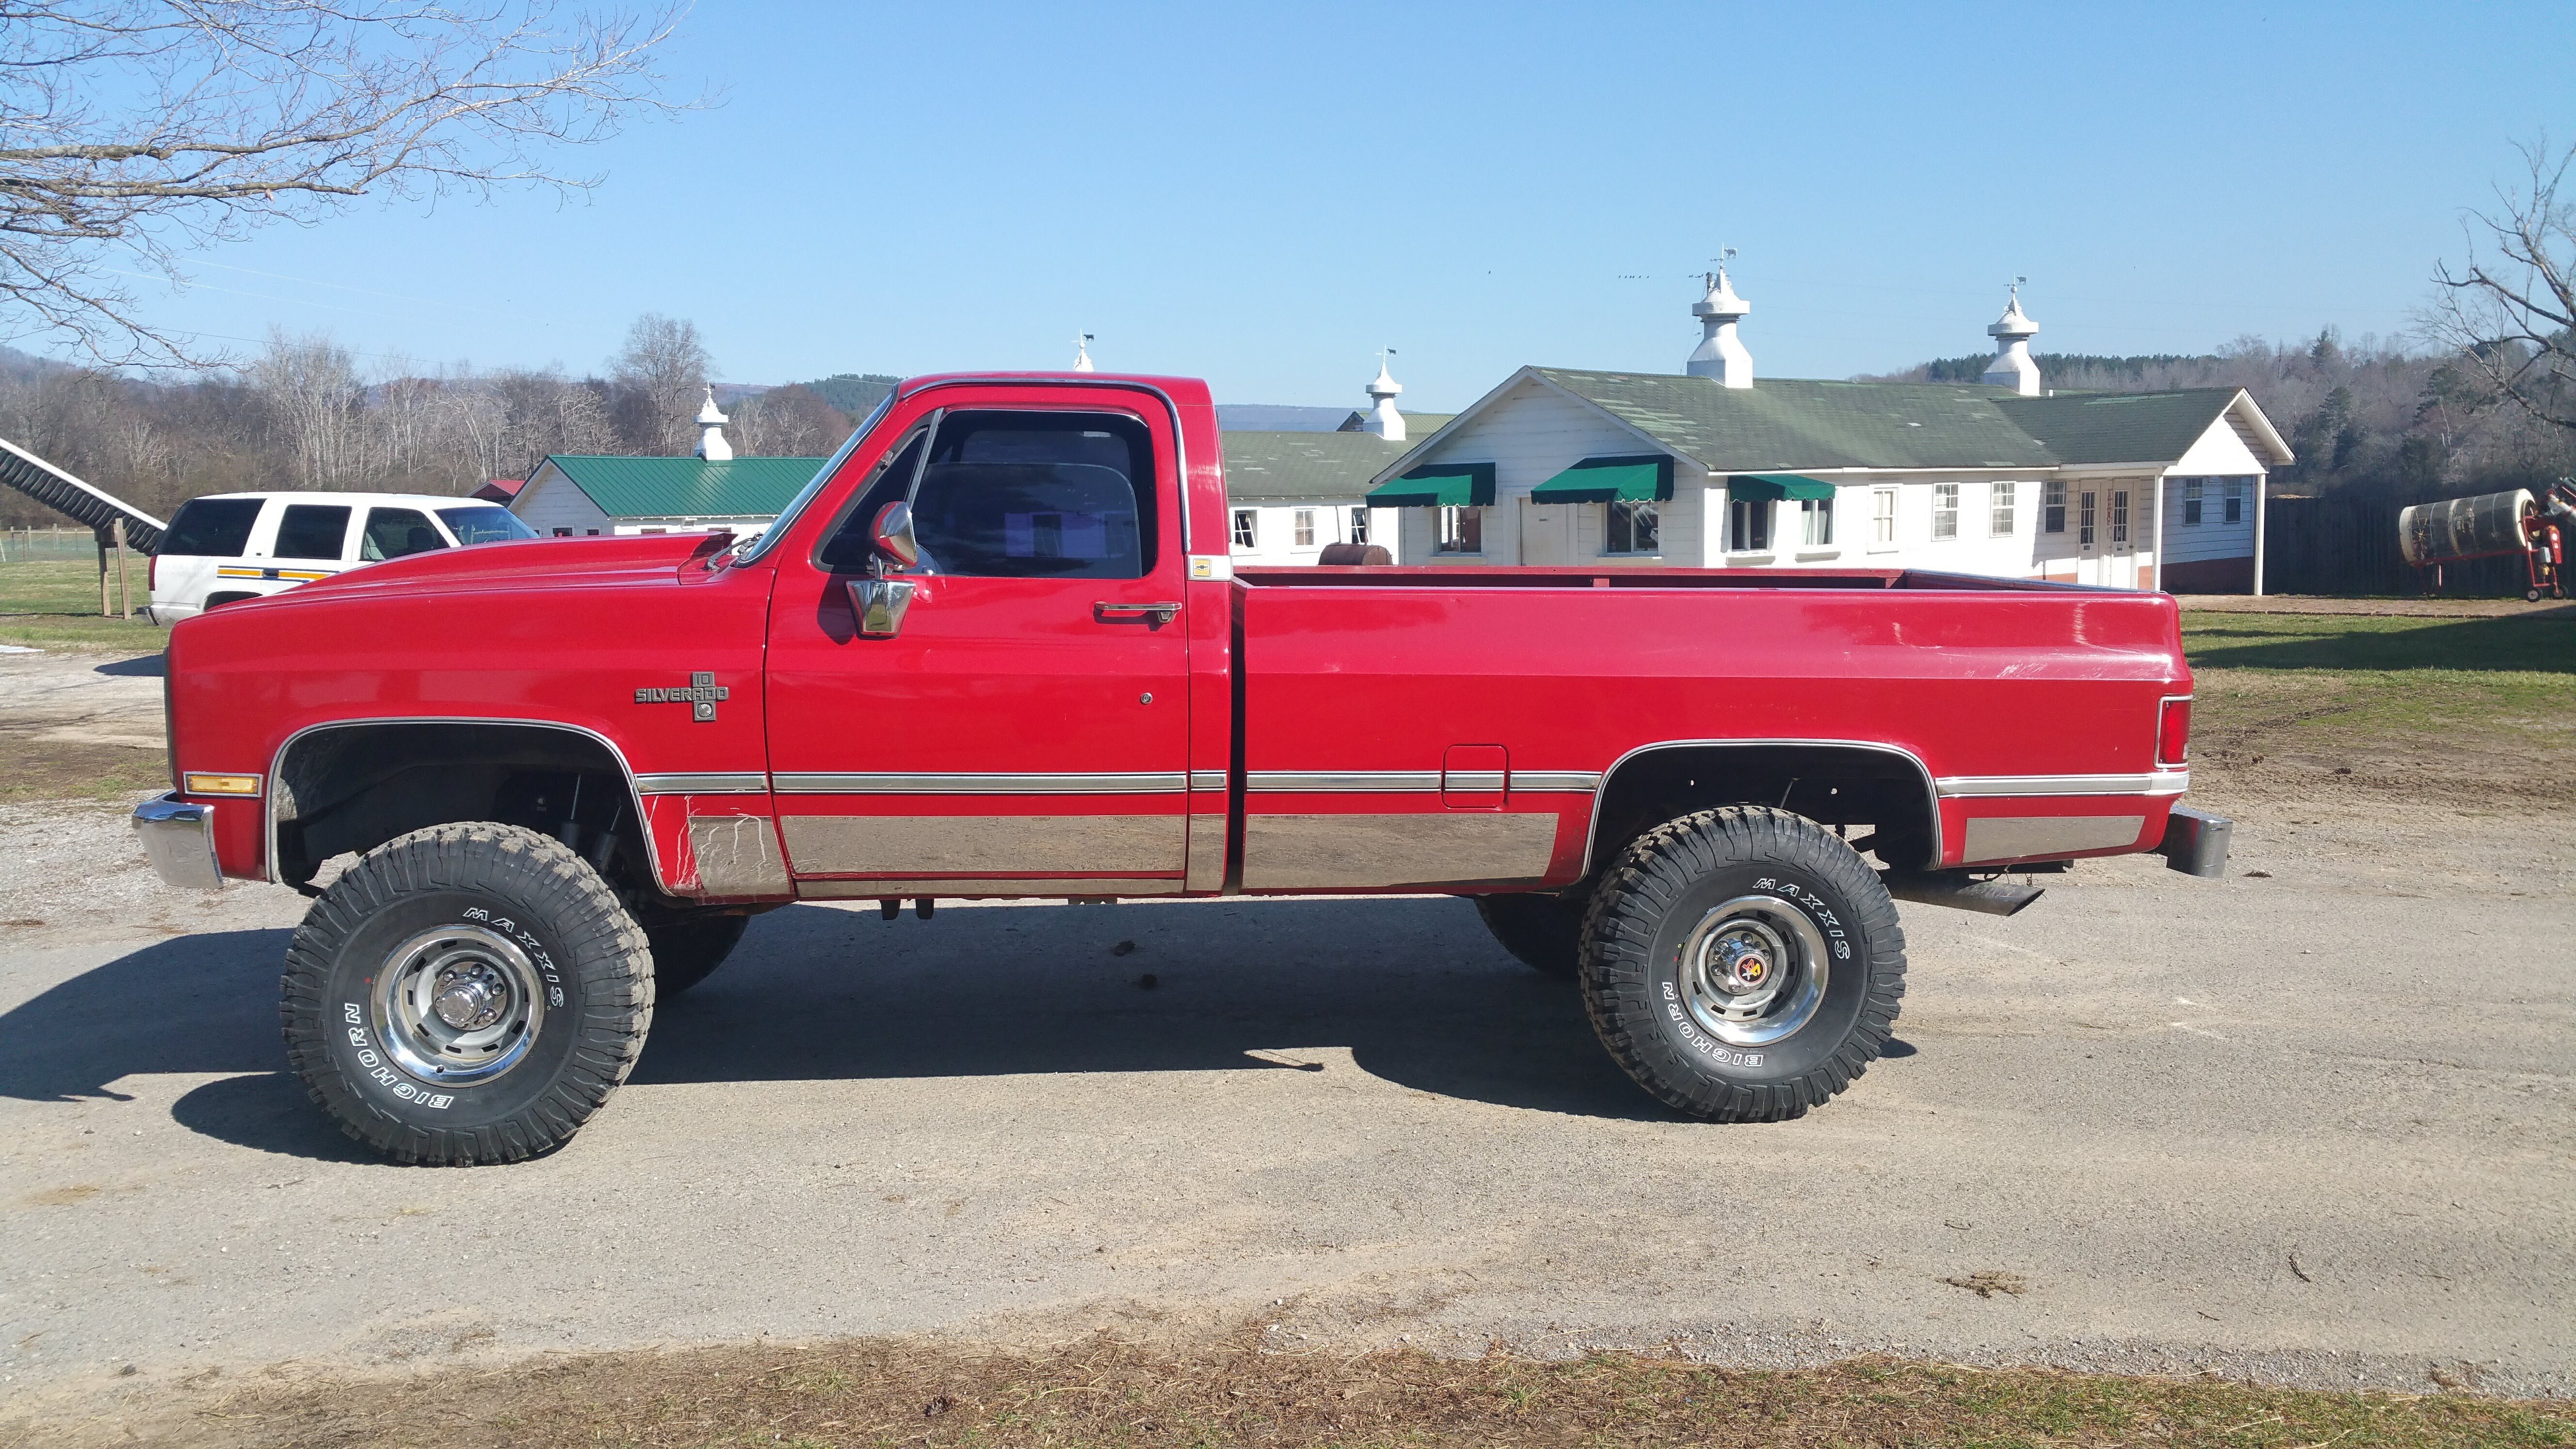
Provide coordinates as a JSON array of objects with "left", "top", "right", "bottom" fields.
[{"left": 2398, "top": 480, "right": 2576, "bottom": 601}]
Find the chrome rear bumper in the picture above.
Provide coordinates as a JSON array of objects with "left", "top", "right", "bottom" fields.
[{"left": 133, "top": 793, "right": 224, "bottom": 890}]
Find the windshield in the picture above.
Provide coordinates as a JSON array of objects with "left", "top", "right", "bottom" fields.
[
  {"left": 435, "top": 505, "right": 540, "bottom": 545},
  {"left": 734, "top": 389, "right": 900, "bottom": 565}
]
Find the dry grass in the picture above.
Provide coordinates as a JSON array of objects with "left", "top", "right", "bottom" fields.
[{"left": 88, "top": 1335, "right": 2575, "bottom": 1449}]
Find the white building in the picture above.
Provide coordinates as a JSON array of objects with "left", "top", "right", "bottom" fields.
[
  {"left": 509, "top": 387, "right": 827, "bottom": 539},
  {"left": 1217, "top": 359, "right": 1450, "bottom": 564},
  {"left": 1365, "top": 280, "right": 2295, "bottom": 593}
]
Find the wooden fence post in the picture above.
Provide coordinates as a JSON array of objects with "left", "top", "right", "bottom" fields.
[
  {"left": 96, "top": 527, "right": 111, "bottom": 616},
  {"left": 112, "top": 517, "right": 132, "bottom": 617}
]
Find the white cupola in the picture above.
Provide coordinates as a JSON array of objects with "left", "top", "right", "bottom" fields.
[
  {"left": 693, "top": 385, "right": 733, "bottom": 461},
  {"left": 1686, "top": 268, "right": 1753, "bottom": 387},
  {"left": 1073, "top": 332, "right": 1095, "bottom": 372},
  {"left": 1362, "top": 350, "right": 1405, "bottom": 441},
  {"left": 1981, "top": 283, "right": 2042, "bottom": 396}
]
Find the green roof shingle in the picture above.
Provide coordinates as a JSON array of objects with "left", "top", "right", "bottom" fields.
[
  {"left": 1992, "top": 389, "right": 2249, "bottom": 465},
  {"left": 540, "top": 455, "right": 828, "bottom": 519},
  {"left": 1219, "top": 430, "right": 1420, "bottom": 503},
  {"left": 1529, "top": 370, "right": 2060, "bottom": 472}
]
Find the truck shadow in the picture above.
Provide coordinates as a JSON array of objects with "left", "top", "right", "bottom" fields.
[{"left": 0, "top": 899, "right": 1703, "bottom": 1160}]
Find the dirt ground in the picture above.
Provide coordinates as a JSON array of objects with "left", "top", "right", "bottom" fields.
[{"left": 0, "top": 621, "right": 2570, "bottom": 1445}]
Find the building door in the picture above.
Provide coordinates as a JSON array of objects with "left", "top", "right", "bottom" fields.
[
  {"left": 763, "top": 398, "right": 1195, "bottom": 895},
  {"left": 1520, "top": 498, "right": 1572, "bottom": 565},
  {"left": 2108, "top": 488, "right": 2137, "bottom": 587},
  {"left": 2077, "top": 489, "right": 2101, "bottom": 583}
]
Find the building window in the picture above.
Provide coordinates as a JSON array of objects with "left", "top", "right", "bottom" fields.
[
  {"left": 1990, "top": 482, "right": 2016, "bottom": 537},
  {"left": 1872, "top": 489, "right": 1897, "bottom": 545},
  {"left": 1348, "top": 507, "right": 1369, "bottom": 545},
  {"left": 2183, "top": 479, "right": 2204, "bottom": 525},
  {"left": 2044, "top": 481, "right": 2067, "bottom": 533},
  {"left": 1231, "top": 509, "right": 1257, "bottom": 549},
  {"left": 586, "top": 528, "right": 599, "bottom": 535},
  {"left": 2079, "top": 491, "right": 2096, "bottom": 547},
  {"left": 1801, "top": 496, "right": 1833, "bottom": 546},
  {"left": 2110, "top": 490, "right": 2130, "bottom": 545},
  {"left": 1931, "top": 483, "right": 1960, "bottom": 541},
  {"left": 1293, "top": 509, "right": 1315, "bottom": 547},
  {"left": 1435, "top": 506, "right": 1481, "bottom": 554},
  {"left": 1728, "top": 497, "right": 1771, "bottom": 553},
  {"left": 2224, "top": 480, "right": 2245, "bottom": 523},
  {"left": 553, "top": 527, "right": 572, "bottom": 537},
  {"left": 1607, "top": 499, "right": 1659, "bottom": 554}
]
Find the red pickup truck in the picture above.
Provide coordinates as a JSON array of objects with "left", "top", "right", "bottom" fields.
[{"left": 135, "top": 372, "right": 2228, "bottom": 1163}]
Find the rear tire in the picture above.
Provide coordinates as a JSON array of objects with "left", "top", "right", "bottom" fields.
[
  {"left": 1474, "top": 892, "right": 1585, "bottom": 976},
  {"left": 279, "top": 822, "right": 653, "bottom": 1164},
  {"left": 1579, "top": 806, "right": 1905, "bottom": 1122},
  {"left": 643, "top": 911, "right": 749, "bottom": 998}
]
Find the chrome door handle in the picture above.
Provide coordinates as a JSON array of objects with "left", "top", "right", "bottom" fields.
[{"left": 1094, "top": 601, "right": 1180, "bottom": 625}]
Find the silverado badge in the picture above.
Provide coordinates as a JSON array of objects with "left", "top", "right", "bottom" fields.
[{"left": 635, "top": 672, "right": 728, "bottom": 723}]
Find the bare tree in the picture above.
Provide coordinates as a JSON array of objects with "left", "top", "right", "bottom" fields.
[
  {"left": 0, "top": 0, "right": 694, "bottom": 365},
  {"left": 608, "top": 311, "right": 706, "bottom": 454},
  {"left": 2429, "top": 137, "right": 2576, "bottom": 433},
  {"left": 729, "top": 383, "right": 846, "bottom": 456},
  {"left": 249, "top": 328, "right": 362, "bottom": 487}
]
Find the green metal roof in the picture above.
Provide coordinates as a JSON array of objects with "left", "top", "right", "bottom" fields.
[
  {"left": 537, "top": 454, "right": 829, "bottom": 519},
  {"left": 1219, "top": 431, "right": 1417, "bottom": 504},
  {"left": 1336, "top": 409, "right": 1457, "bottom": 435},
  {"left": 1530, "top": 454, "right": 1673, "bottom": 502},
  {"left": 1991, "top": 389, "right": 2249, "bottom": 466},
  {"left": 1368, "top": 462, "right": 1495, "bottom": 508},
  {"left": 1530, "top": 370, "right": 2059, "bottom": 472}
]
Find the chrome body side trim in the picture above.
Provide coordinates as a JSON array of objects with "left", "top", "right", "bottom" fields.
[
  {"left": 1936, "top": 772, "right": 2189, "bottom": 798},
  {"left": 1959, "top": 815, "right": 2148, "bottom": 863},
  {"left": 797, "top": 876, "right": 1187, "bottom": 900},
  {"left": 1582, "top": 739, "right": 1944, "bottom": 876},
  {"left": 772, "top": 771, "right": 1188, "bottom": 795},
  {"left": 636, "top": 771, "right": 769, "bottom": 795},
  {"left": 779, "top": 813, "right": 1186, "bottom": 876},
  {"left": 1247, "top": 770, "right": 1443, "bottom": 793},
  {"left": 1188, "top": 770, "right": 1228, "bottom": 793},
  {"left": 133, "top": 793, "right": 224, "bottom": 890},
  {"left": 266, "top": 717, "right": 664, "bottom": 893},
  {"left": 1511, "top": 770, "right": 1601, "bottom": 794},
  {"left": 1240, "top": 812, "right": 1561, "bottom": 891},
  {"left": 1443, "top": 770, "right": 1508, "bottom": 793}
]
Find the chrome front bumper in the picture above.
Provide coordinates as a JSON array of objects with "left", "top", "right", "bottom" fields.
[{"left": 133, "top": 793, "right": 225, "bottom": 890}]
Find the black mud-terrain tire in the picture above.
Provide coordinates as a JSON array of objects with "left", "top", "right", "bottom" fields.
[
  {"left": 279, "top": 822, "right": 654, "bottom": 1165},
  {"left": 1474, "top": 892, "right": 1586, "bottom": 976},
  {"left": 1580, "top": 806, "right": 1905, "bottom": 1122},
  {"left": 643, "top": 911, "right": 750, "bottom": 998}
]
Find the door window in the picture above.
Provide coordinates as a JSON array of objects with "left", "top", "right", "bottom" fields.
[
  {"left": 360, "top": 507, "right": 449, "bottom": 560},
  {"left": 901, "top": 411, "right": 1155, "bottom": 580},
  {"left": 2111, "top": 490, "right": 2130, "bottom": 545},
  {"left": 273, "top": 504, "right": 352, "bottom": 561},
  {"left": 161, "top": 497, "right": 264, "bottom": 556},
  {"left": 2079, "top": 492, "right": 2098, "bottom": 548}
]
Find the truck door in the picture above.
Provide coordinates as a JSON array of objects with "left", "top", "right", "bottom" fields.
[{"left": 763, "top": 398, "right": 1194, "bottom": 897}]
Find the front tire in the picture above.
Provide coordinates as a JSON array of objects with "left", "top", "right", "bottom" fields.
[
  {"left": 1580, "top": 806, "right": 1905, "bottom": 1122},
  {"left": 279, "top": 822, "right": 654, "bottom": 1164}
]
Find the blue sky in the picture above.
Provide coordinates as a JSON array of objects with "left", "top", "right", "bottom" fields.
[{"left": 93, "top": 0, "right": 2576, "bottom": 411}]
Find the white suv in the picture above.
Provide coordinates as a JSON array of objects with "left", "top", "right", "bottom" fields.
[{"left": 147, "top": 491, "right": 540, "bottom": 625}]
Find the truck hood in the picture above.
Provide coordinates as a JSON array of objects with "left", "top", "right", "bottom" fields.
[{"left": 287, "top": 531, "right": 730, "bottom": 600}]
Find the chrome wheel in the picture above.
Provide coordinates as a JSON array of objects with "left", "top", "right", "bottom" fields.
[
  {"left": 1674, "top": 894, "right": 1829, "bottom": 1047},
  {"left": 372, "top": 924, "right": 546, "bottom": 1086}
]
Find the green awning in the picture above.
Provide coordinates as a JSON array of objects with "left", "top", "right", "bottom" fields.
[
  {"left": 1728, "top": 473, "right": 1837, "bottom": 501},
  {"left": 1529, "top": 454, "right": 1674, "bottom": 503},
  {"left": 1367, "top": 461, "right": 1496, "bottom": 508}
]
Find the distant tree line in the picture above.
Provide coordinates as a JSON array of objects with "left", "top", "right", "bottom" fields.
[{"left": 0, "top": 316, "right": 871, "bottom": 528}]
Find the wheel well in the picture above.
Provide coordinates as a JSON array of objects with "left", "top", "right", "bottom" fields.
[
  {"left": 203, "top": 591, "right": 259, "bottom": 609},
  {"left": 1586, "top": 743, "right": 1939, "bottom": 874},
  {"left": 272, "top": 723, "right": 657, "bottom": 898}
]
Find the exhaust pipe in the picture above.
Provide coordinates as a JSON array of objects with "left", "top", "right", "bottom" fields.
[{"left": 1882, "top": 870, "right": 2045, "bottom": 917}]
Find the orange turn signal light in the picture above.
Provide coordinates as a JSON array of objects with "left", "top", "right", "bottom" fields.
[{"left": 183, "top": 773, "right": 262, "bottom": 797}]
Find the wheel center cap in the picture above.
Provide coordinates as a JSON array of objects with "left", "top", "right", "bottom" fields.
[
  {"left": 1711, "top": 937, "right": 1773, "bottom": 994},
  {"left": 432, "top": 968, "right": 506, "bottom": 1030}
]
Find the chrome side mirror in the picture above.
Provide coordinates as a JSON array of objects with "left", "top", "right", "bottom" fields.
[
  {"left": 869, "top": 500, "right": 920, "bottom": 572},
  {"left": 847, "top": 576, "right": 915, "bottom": 639}
]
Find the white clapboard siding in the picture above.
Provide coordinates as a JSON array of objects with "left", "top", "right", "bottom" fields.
[{"left": 509, "top": 467, "right": 613, "bottom": 537}]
